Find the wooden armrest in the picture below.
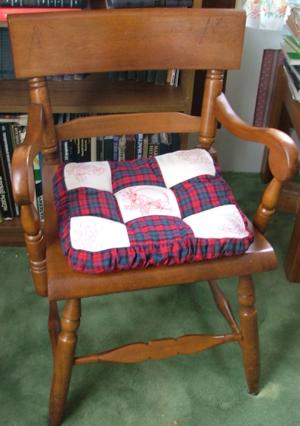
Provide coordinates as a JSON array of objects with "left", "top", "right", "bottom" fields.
[
  {"left": 214, "top": 93, "right": 299, "bottom": 182},
  {"left": 214, "top": 93, "right": 299, "bottom": 234},
  {"left": 12, "top": 103, "right": 43, "bottom": 205}
]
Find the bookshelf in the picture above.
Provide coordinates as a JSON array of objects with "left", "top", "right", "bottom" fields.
[{"left": 0, "top": 0, "right": 234, "bottom": 245}]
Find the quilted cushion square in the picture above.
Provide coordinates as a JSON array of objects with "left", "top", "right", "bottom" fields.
[{"left": 53, "top": 148, "right": 254, "bottom": 273}]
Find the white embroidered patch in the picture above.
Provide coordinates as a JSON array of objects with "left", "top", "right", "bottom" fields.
[
  {"left": 155, "top": 148, "right": 215, "bottom": 188},
  {"left": 115, "top": 185, "right": 181, "bottom": 223},
  {"left": 70, "top": 216, "right": 130, "bottom": 252},
  {"left": 64, "top": 161, "right": 112, "bottom": 192},
  {"left": 183, "top": 205, "right": 249, "bottom": 239}
]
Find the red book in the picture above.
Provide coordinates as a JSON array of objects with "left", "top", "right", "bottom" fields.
[{"left": 0, "top": 7, "right": 81, "bottom": 21}]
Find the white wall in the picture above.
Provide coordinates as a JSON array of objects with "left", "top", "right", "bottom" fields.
[{"left": 215, "top": 27, "right": 282, "bottom": 172}]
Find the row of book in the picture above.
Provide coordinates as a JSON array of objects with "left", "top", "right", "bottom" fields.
[
  {"left": 282, "top": 7, "right": 300, "bottom": 102},
  {"left": 0, "top": 114, "right": 29, "bottom": 223},
  {"left": 56, "top": 113, "right": 180, "bottom": 163},
  {"left": 108, "top": 69, "right": 180, "bottom": 87},
  {"left": 0, "top": 112, "right": 181, "bottom": 223}
]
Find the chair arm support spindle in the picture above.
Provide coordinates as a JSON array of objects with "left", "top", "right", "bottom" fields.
[{"left": 253, "top": 178, "right": 282, "bottom": 234}]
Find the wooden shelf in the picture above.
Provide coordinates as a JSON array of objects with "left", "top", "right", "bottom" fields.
[
  {"left": 0, "top": 74, "right": 187, "bottom": 114},
  {"left": 0, "top": 218, "right": 24, "bottom": 246}
]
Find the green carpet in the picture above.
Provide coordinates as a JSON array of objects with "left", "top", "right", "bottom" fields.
[{"left": 1, "top": 173, "right": 300, "bottom": 426}]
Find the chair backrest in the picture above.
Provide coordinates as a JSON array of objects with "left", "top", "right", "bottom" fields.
[
  {"left": 8, "top": 8, "right": 246, "bottom": 159},
  {"left": 9, "top": 9, "right": 245, "bottom": 78},
  {"left": 8, "top": 8, "right": 246, "bottom": 297}
]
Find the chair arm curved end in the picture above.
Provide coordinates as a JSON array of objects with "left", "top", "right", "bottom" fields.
[{"left": 215, "top": 94, "right": 299, "bottom": 182}]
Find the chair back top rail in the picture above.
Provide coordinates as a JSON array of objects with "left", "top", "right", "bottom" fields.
[{"left": 8, "top": 8, "right": 246, "bottom": 79}]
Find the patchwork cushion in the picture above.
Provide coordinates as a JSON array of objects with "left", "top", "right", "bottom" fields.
[{"left": 53, "top": 149, "right": 254, "bottom": 273}]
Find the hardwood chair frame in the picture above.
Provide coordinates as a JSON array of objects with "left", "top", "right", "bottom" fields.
[{"left": 8, "top": 8, "right": 298, "bottom": 426}]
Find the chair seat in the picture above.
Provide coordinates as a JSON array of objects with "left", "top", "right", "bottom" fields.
[
  {"left": 46, "top": 150, "right": 277, "bottom": 301},
  {"left": 46, "top": 227, "right": 277, "bottom": 301},
  {"left": 53, "top": 149, "right": 254, "bottom": 274}
]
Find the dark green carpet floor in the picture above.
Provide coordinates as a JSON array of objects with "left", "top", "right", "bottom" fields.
[{"left": 1, "top": 173, "right": 300, "bottom": 426}]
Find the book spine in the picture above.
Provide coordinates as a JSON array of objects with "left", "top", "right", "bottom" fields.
[
  {"left": 1, "top": 28, "right": 14, "bottom": 79},
  {"left": 96, "top": 137, "right": 104, "bottom": 161},
  {"left": 113, "top": 136, "right": 119, "bottom": 161},
  {"left": 158, "top": 132, "right": 170, "bottom": 155},
  {"left": 90, "top": 136, "right": 97, "bottom": 161},
  {"left": 33, "top": 153, "right": 44, "bottom": 221},
  {"left": 75, "top": 138, "right": 91, "bottom": 162},
  {"left": 0, "top": 158, "right": 13, "bottom": 219},
  {"left": 35, "top": 180, "right": 44, "bottom": 221},
  {"left": 118, "top": 135, "right": 126, "bottom": 160},
  {"left": 170, "top": 133, "right": 180, "bottom": 152},
  {"left": 0, "top": 152, "right": 13, "bottom": 219},
  {"left": 135, "top": 133, "right": 143, "bottom": 159},
  {"left": 1, "top": 123, "right": 17, "bottom": 216},
  {"left": 62, "top": 140, "right": 70, "bottom": 163},
  {"left": 125, "top": 135, "right": 135, "bottom": 160},
  {"left": 0, "top": 131, "right": 14, "bottom": 219},
  {"left": 103, "top": 136, "right": 114, "bottom": 161},
  {"left": 142, "top": 135, "right": 149, "bottom": 159},
  {"left": 106, "top": 0, "right": 155, "bottom": 8}
]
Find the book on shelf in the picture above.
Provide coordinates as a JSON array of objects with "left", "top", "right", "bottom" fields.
[
  {"left": 284, "top": 57, "right": 300, "bottom": 84},
  {"left": 283, "top": 63, "right": 300, "bottom": 101},
  {"left": 281, "top": 43, "right": 300, "bottom": 66},
  {"left": 0, "top": 0, "right": 83, "bottom": 6},
  {"left": 33, "top": 153, "right": 44, "bottom": 221},
  {"left": 0, "top": 123, "right": 16, "bottom": 219},
  {"left": 0, "top": 6, "right": 81, "bottom": 21},
  {"left": 0, "top": 114, "right": 47, "bottom": 222},
  {"left": 0, "top": 27, "right": 14, "bottom": 79},
  {"left": 284, "top": 34, "right": 300, "bottom": 53},
  {"left": 0, "top": 147, "right": 14, "bottom": 220}
]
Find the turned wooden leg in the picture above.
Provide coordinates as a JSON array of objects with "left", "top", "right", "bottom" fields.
[
  {"left": 48, "top": 301, "right": 61, "bottom": 357},
  {"left": 238, "top": 275, "right": 260, "bottom": 394},
  {"left": 49, "top": 299, "right": 81, "bottom": 426}
]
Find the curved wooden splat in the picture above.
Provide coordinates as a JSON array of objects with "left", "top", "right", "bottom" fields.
[{"left": 74, "top": 333, "right": 241, "bottom": 365}]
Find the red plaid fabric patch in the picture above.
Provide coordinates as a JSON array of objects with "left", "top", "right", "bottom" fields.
[{"left": 53, "top": 150, "right": 254, "bottom": 274}]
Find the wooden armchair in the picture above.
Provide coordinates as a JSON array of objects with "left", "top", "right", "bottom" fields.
[{"left": 8, "top": 8, "right": 298, "bottom": 426}]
